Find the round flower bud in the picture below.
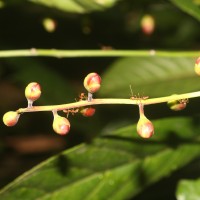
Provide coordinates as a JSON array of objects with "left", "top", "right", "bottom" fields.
[
  {"left": 194, "top": 57, "right": 200, "bottom": 76},
  {"left": 167, "top": 99, "right": 187, "bottom": 111},
  {"left": 42, "top": 18, "right": 57, "bottom": 33},
  {"left": 80, "top": 107, "right": 95, "bottom": 117},
  {"left": 83, "top": 72, "right": 101, "bottom": 93},
  {"left": 53, "top": 115, "right": 70, "bottom": 135},
  {"left": 137, "top": 115, "right": 154, "bottom": 139},
  {"left": 3, "top": 111, "right": 20, "bottom": 127},
  {"left": 25, "top": 82, "right": 41, "bottom": 102},
  {"left": 141, "top": 14, "right": 155, "bottom": 35}
]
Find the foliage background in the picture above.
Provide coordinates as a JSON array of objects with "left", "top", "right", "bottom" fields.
[{"left": 0, "top": 0, "right": 200, "bottom": 199}]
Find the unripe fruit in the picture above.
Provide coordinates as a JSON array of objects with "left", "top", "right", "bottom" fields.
[
  {"left": 141, "top": 14, "right": 155, "bottom": 35},
  {"left": 25, "top": 82, "right": 41, "bottom": 102},
  {"left": 137, "top": 115, "right": 154, "bottom": 139},
  {"left": 83, "top": 72, "right": 101, "bottom": 93},
  {"left": 53, "top": 115, "right": 70, "bottom": 135},
  {"left": 3, "top": 111, "right": 20, "bottom": 127},
  {"left": 80, "top": 107, "right": 95, "bottom": 117},
  {"left": 194, "top": 57, "right": 200, "bottom": 76},
  {"left": 167, "top": 98, "right": 187, "bottom": 111}
]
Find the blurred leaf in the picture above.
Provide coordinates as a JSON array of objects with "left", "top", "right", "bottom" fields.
[
  {"left": 170, "top": 0, "right": 200, "bottom": 21},
  {"left": 99, "top": 57, "right": 200, "bottom": 98},
  {"left": 176, "top": 178, "right": 200, "bottom": 200},
  {"left": 6, "top": 58, "right": 76, "bottom": 105},
  {"left": 1, "top": 117, "right": 200, "bottom": 199},
  {"left": 29, "top": 0, "right": 120, "bottom": 14}
]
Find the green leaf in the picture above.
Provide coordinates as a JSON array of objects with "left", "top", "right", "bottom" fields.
[
  {"left": 99, "top": 57, "right": 200, "bottom": 98},
  {"left": 1, "top": 117, "right": 200, "bottom": 199},
  {"left": 29, "top": 0, "right": 120, "bottom": 13},
  {"left": 6, "top": 58, "right": 76, "bottom": 105},
  {"left": 170, "top": 0, "right": 200, "bottom": 21},
  {"left": 176, "top": 178, "right": 200, "bottom": 200}
]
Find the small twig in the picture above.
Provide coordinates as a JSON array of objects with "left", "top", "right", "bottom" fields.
[{"left": 16, "top": 91, "right": 200, "bottom": 114}]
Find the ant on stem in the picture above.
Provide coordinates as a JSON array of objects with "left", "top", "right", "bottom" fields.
[{"left": 129, "top": 85, "right": 149, "bottom": 101}]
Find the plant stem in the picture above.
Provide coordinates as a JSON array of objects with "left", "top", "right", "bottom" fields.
[
  {"left": 0, "top": 49, "right": 200, "bottom": 58},
  {"left": 17, "top": 91, "right": 200, "bottom": 114}
]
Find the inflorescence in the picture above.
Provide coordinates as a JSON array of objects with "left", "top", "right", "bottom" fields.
[{"left": 3, "top": 57, "right": 200, "bottom": 139}]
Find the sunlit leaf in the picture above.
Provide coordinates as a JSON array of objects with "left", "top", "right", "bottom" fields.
[
  {"left": 99, "top": 57, "right": 199, "bottom": 98},
  {"left": 1, "top": 117, "right": 200, "bottom": 199},
  {"left": 176, "top": 178, "right": 200, "bottom": 200},
  {"left": 170, "top": 0, "right": 200, "bottom": 21},
  {"left": 29, "top": 0, "right": 120, "bottom": 13}
]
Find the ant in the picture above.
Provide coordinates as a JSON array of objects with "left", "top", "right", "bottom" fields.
[{"left": 129, "top": 85, "right": 149, "bottom": 100}]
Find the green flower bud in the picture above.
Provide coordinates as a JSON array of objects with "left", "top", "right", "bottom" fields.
[{"left": 3, "top": 111, "right": 20, "bottom": 127}]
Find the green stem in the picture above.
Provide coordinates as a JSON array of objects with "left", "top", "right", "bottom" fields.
[
  {"left": 17, "top": 91, "right": 200, "bottom": 114},
  {"left": 0, "top": 49, "right": 200, "bottom": 58}
]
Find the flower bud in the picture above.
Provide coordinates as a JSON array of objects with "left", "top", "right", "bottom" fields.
[
  {"left": 25, "top": 82, "right": 41, "bottom": 102},
  {"left": 141, "top": 14, "right": 155, "bottom": 35},
  {"left": 80, "top": 107, "right": 95, "bottom": 117},
  {"left": 42, "top": 18, "right": 57, "bottom": 33},
  {"left": 137, "top": 115, "right": 154, "bottom": 139},
  {"left": 167, "top": 99, "right": 187, "bottom": 111},
  {"left": 194, "top": 57, "right": 200, "bottom": 76},
  {"left": 53, "top": 115, "right": 70, "bottom": 135},
  {"left": 3, "top": 111, "right": 20, "bottom": 127},
  {"left": 83, "top": 72, "right": 101, "bottom": 93}
]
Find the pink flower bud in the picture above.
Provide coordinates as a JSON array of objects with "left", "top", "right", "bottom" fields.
[
  {"left": 80, "top": 107, "right": 95, "bottom": 117},
  {"left": 137, "top": 115, "right": 154, "bottom": 139},
  {"left": 53, "top": 115, "right": 70, "bottom": 135},
  {"left": 83, "top": 72, "right": 101, "bottom": 93},
  {"left": 25, "top": 82, "right": 41, "bottom": 102},
  {"left": 167, "top": 96, "right": 187, "bottom": 111},
  {"left": 141, "top": 14, "right": 155, "bottom": 35},
  {"left": 3, "top": 111, "right": 20, "bottom": 127},
  {"left": 194, "top": 57, "right": 200, "bottom": 76}
]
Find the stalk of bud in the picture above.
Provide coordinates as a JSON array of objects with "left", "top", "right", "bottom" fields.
[
  {"left": 80, "top": 107, "right": 95, "bottom": 117},
  {"left": 3, "top": 111, "right": 20, "bottom": 127},
  {"left": 194, "top": 57, "right": 200, "bottom": 76},
  {"left": 52, "top": 110, "right": 70, "bottom": 135},
  {"left": 25, "top": 82, "right": 41, "bottom": 107},
  {"left": 137, "top": 104, "right": 154, "bottom": 139}
]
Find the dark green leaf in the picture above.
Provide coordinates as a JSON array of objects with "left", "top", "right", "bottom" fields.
[
  {"left": 99, "top": 57, "right": 200, "bottom": 98},
  {"left": 176, "top": 178, "right": 200, "bottom": 200},
  {"left": 29, "top": 0, "right": 120, "bottom": 14},
  {"left": 1, "top": 117, "right": 200, "bottom": 199},
  {"left": 170, "top": 0, "right": 200, "bottom": 21},
  {"left": 6, "top": 58, "right": 76, "bottom": 105}
]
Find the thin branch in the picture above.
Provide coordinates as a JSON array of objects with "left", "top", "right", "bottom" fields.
[
  {"left": 17, "top": 91, "right": 200, "bottom": 114},
  {"left": 0, "top": 49, "right": 200, "bottom": 58}
]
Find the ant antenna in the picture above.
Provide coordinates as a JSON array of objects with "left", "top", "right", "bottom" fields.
[{"left": 129, "top": 84, "right": 134, "bottom": 97}]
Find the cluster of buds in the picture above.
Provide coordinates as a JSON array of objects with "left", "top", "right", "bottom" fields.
[
  {"left": 3, "top": 65, "right": 197, "bottom": 139},
  {"left": 3, "top": 72, "right": 102, "bottom": 136},
  {"left": 3, "top": 82, "right": 42, "bottom": 127}
]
